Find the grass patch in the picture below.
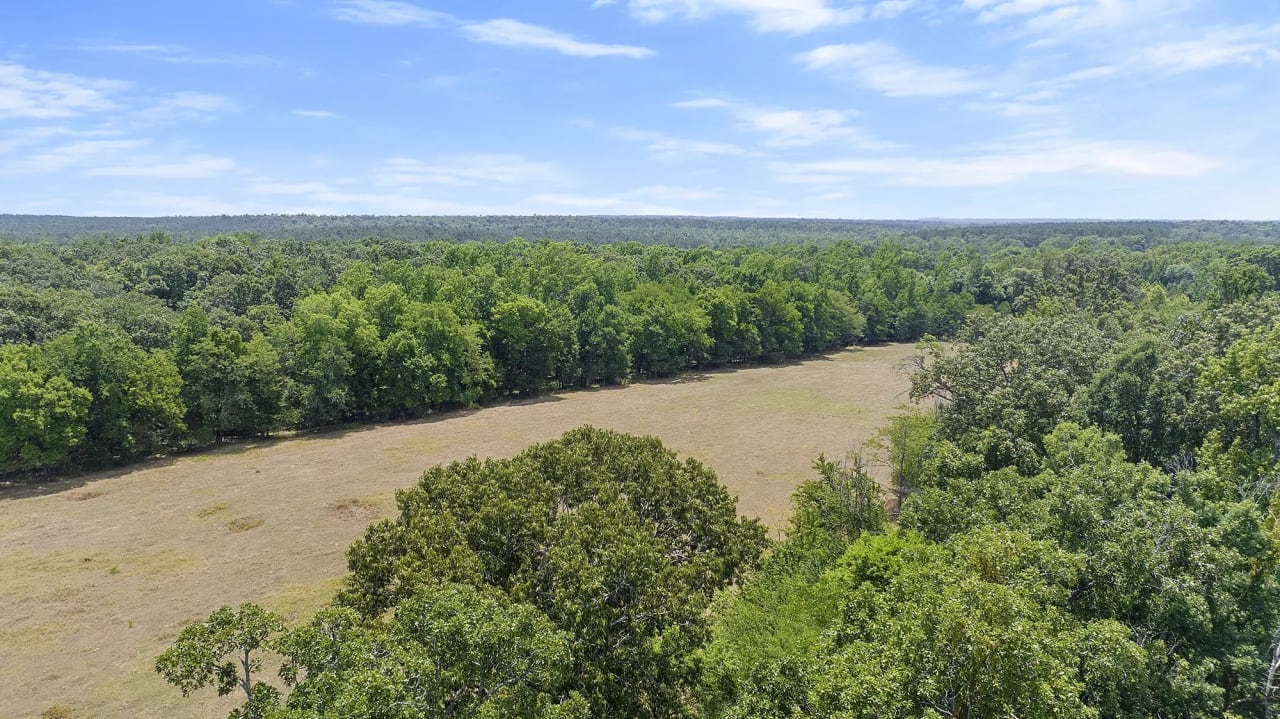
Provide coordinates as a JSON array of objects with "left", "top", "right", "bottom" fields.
[
  {"left": 327, "top": 495, "right": 384, "bottom": 521},
  {"left": 197, "top": 503, "right": 228, "bottom": 518},
  {"left": 266, "top": 577, "right": 347, "bottom": 622},
  {"left": 66, "top": 490, "right": 104, "bottom": 501},
  {"left": 41, "top": 706, "right": 74, "bottom": 719},
  {"left": 226, "top": 517, "right": 264, "bottom": 533}
]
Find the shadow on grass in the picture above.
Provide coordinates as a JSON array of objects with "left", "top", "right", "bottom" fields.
[{"left": 0, "top": 344, "right": 878, "bottom": 501}]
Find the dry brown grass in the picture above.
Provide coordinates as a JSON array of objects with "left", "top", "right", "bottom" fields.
[
  {"left": 225, "top": 517, "right": 264, "bottom": 533},
  {"left": 66, "top": 490, "right": 104, "bottom": 502},
  {"left": 0, "top": 343, "right": 918, "bottom": 719}
]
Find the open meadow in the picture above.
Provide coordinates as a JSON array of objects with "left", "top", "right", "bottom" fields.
[{"left": 0, "top": 343, "right": 916, "bottom": 719}]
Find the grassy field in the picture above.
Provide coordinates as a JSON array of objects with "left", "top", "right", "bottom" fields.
[{"left": 0, "top": 343, "right": 918, "bottom": 719}]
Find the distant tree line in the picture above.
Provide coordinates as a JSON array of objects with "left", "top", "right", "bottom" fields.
[
  {"left": 2, "top": 214, "right": 1278, "bottom": 247},
  {"left": 4, "top": 230, "right": 1280, "bottom": 477}
]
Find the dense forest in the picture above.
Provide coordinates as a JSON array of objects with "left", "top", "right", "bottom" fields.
[
  {"left": 5, "top": 222, "right": 1280, "bottom": 479},
  {"left": 3, "top": 214, "right": 1280, "bottom": 247},
  {"left": 6, "top": 220, "right": 1280, "bottom": 716}
]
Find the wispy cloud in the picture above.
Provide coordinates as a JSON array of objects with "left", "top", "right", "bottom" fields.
[
  {"left": 376, "top": 154, "right": 568, "bottom": 187},
  {"left": 961, "top": 0, "right": 1195, "bottom": 39},
  {"left": 77, "top": 43, "right": 274, "bottom": 66},
  {"left": 332, "top": 1, "right": 654, "bottom": 58},
  {"left": 292, "top": 109, "right": 341, "bottom": 118},
  {"left": 3, "top": 139, "right": 146, "bottom": 175},
  {"left": 461, "top": 19, "right": 654, "bottom": 58},
  {"left": 0, "top": 127, "right": 118, "bottom": 155},
  {"left": 85, "top": 155, "right": 237, "bottom": 179},
  {"left": 0, "top": 63, "right": 126, "bottom": 119},
  {"left": 612, "top": 127, "right": 749, "bottom": 159},
  {"left": 599, "top": 0, "right": 865, "bottom": 34},
  {"left": 519, "top": 187, "right": 718, "bottom": 214},
  {"left": 247, "top": 179, "right": 486, "bottom": 214},
  {"left": 772, "top": 137, "right": 1219, "bottom": 187},
  {"left": 674, "top": 96, "right": 893, "bottom": 149},
  {"left": 799, "top": 43, "right": 985, "bottom": 97},
  {"left": 141, "top": 92, "right": 239, "bottom": 122},
  {"left": 1139, "top": 24, "right": 1280, "bottom": 74},
  {"left": 331, "top": 0, "right": 450, "bottom": 27}
]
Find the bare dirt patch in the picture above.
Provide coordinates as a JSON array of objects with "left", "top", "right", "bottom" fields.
[
  {"left": 327, "top": 495, "right": 387, "bottom": 522},
  {"left": 0, "top": 343, "right": 918, "bottom": 719}
]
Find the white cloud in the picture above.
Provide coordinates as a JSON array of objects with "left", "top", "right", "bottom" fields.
[
  {"left": 332, "top": 3, "right": 654, "bottom": 59},
  {"left": 518, "top": 185, "right": 724, "bottom": 214},
  {"left": 612, "top": 127, "right": 749, "bottom": 159},
  {"left": 871, "top": 0, "right": 917, "bottom": 19},
  {"left": 85, "top": 155, "right": 237, "bottom": 179},
  {"left": 675, "top": 96, "right": 893, "bottom": 149},
  {"left": 3, "top": 139, "right": 146, "bottom": 175},
  {"left": 78, "top": 43, "right": 274, "bottom": 66},
  {"left": 1139, "top": 25, "right": 1280, "bottom": 74},
  {"left": 84, "top": 190, "right": 250, "bottom": 216},
  {"left": 248, "top": 180, "right": 488, "bottom": 214},
  {"left": 961, "top": 0, "right": 1195, "bottom": 39},
  {"left": 292, "top": 109, "right": 341, "bottom": 118},
  {"left": 376, "top": 154, "right": 568, "bottom": 187},
  {"left": 0, "top": 63, "right": 126, "bottom": 119},
  {"left": 331, "top": 0, "right": 451, "bottom": 27},
  {"left": 605, "top": 0, "right": 865, "bottom": 34},
  {"left": 460, "top": 19, "right": 654, "bottom": 58},
  {"left": 966, "top": 100, "right": 1060, "bottom": 118},
  {"left": 799, "top": 43, "right": 985, "bottom": 97},
  {"left": 772, "top": 138, "right": 1219, "bottom": 187},
  {"left": 138, "top": 92, "right": 239, "bottom": 122},
  {"left": 0, "top": 127, "right": 118, "bottom": 155}
]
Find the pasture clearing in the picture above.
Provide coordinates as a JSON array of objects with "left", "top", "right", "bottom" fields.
[{"left": 0, "top": 343, "right": 917, "bottom": 719}]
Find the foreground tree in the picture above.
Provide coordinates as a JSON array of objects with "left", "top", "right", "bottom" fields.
[
  {"left": 340, "top": 427, "right": 767, "bottom": 718},
  {"left": 157, "top": 428, "right": 766, "bottom": 719},
  {"left": 155, "top": 604, "right": 285, "bottom": 719},
  {"left": 276, "top": 584, "right": 588, "bottom": 719}
]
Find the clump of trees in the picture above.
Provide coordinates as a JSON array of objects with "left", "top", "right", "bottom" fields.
[
  {"left": 703, "top": 294, "right": 1280, "bottom": 718},
  {"left": 157, "top": 427, "right": 767, "bottom": 719}
]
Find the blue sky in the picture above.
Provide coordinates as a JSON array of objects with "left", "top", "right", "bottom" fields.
[{"left": 1, "top": 0, "right": 1278, "bottom": 218}]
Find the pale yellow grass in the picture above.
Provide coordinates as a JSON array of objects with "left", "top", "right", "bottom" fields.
[{"left": 0, "top": 343, "right": 917, "bottom": 719}]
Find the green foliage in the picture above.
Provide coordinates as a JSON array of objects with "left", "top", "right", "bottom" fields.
[
  {"left": 0, "top": 344, "right": 90, "bottom": 473},
  {"left": 790, "top": 455, "right": 888, "bottom": 544},
  {"left": 624, "top": 283, "right": 711, "bottom": 376},
  {"left": 45, "top": 322, "right": 185, "bottom": 463},
  {"left": 276, "top": 585, "right": 587, "bottom": 719},
  {"left": 910, "top": 313, "right": 1109, "bottom": 469},
  {"left": 1197, "top": 324, "right": 1280, "bottom": 490},
  {"left": 339, "top": 427, "right": 768, "bottom": 717},
  {"left": 488, "top": 296, "right": 574, "bottom": 395},
  {"left": 869, "top": 409, "right": 939, "bottom": 510},
  {"left": 155, "top": 604, "right": 285, "bottom": 719},
  {"left": 1078, "top": 338, "right": 1192, "bottom": 465}
]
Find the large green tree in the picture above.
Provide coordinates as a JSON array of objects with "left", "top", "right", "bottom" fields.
[
  {"left": 0, "top": 344, "right": 90, "bottom": 473},
  {"left": 339, "top": 427, "right": 767, "bottom": 718},
  {"left": 46, "top": 321, "right": 185, "bottom": 463}
]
